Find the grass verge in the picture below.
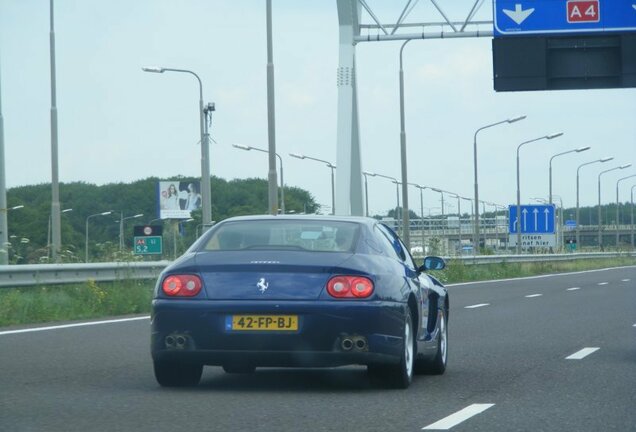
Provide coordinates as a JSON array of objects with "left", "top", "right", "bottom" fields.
[
  {"left": 1, "top": 257, "right": 634, "bottom": 328},
  {"left": 0, "top": 279, "right": 154, "bottom": 327},
  {"left": 429, "top": 256, "right": 636, "bottom": 285}
]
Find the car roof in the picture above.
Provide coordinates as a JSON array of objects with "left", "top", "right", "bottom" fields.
[{"left": 217, "top": 214, "right": 379, "bottom": 228}]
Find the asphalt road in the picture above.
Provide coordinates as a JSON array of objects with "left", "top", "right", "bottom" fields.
[{"left": 1, "top": 266, "right": 634, "bottom": 432}]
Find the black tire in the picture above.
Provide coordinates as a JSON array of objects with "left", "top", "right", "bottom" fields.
[
  {"left": 368, "top": 309, "right": 414, "bottom": 389},
  {"left": 414, "top": 307, "right": 448, "bottom": 375},
  {"left": 153, "top": 360, "right": 203, "bottom": 387}
]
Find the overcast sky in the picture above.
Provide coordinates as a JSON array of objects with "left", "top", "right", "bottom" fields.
[{"left": 1, "top": 0, "right": 634, "bottom": 217}]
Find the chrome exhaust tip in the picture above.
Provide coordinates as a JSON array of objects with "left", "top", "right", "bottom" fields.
[
  {"left": 175, "top": 335, "right": 187, "bottom": 349},
  {"left": 353, "top": 336, "right": 368, "bottom": 351},
  {"left": 165, "top": 335, "right": 176, "bottom": 348},
  {"left": 341, "top": 338, "right": 354, "bottom": 351}
]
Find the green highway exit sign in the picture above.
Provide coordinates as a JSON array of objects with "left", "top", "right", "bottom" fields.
[{"left": 134, "top": 236, "right": 162, "bottom": 255}]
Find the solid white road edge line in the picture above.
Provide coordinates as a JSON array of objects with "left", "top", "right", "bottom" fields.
[
  {"left": 0, "top": 316, "right": 150, "bottom": 336},
  {"left": 422, "top": 404, "right": 495, "bottom": 430},
  {"left": 446, "top": 265, "right": 636, "bottom": 287},
  {"left": 525, "top": 294, "right": 543, "bottom": 298},
  {"left": 566, "top": 287, "right": 581, "bottom": 291},
  {"left": 464, "top": 303, "right": 490, "bottom": 309},
  {"left": 566, "top": 347, "right": 600, "bottom": 360}
]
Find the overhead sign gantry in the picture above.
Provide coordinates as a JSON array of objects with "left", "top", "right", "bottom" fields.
[
  {"left": 492, "top": 0, "right": 636, "bottom": 91},
  {"left": 494, "top": 0, "right": 636, "bottom": 36}
]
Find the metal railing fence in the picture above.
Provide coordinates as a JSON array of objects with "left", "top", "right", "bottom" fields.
[{"left": 0, "top": 253, "right": 634, "bottom": 288}]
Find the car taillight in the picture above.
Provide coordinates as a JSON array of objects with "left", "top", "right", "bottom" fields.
[
  {"left": 327, "top": 276, "right": 374, "bottom": 299},
  {"left": 162, "top": 275, "right": 202, "bottom": 297}
]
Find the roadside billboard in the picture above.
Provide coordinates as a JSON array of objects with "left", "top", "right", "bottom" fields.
[{"left": 156, "top": 181, "right": 201, "bottom": 220}]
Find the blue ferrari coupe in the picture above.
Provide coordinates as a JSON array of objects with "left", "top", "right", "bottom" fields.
[{"left": 151, "top": 215, "right": 448, "bottom": 388}]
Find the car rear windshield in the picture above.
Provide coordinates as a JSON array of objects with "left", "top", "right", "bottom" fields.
[{"left": 201, "top": 220, "right": 360, "bottom": 252}]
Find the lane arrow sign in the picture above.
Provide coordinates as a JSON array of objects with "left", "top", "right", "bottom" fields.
[
  {"left": 544, "top": 208, "right": 550, "bottom": 229},
  {"left": 522, "top": 208, "right": 528, "bottom": 231},
  {"left": 503, "top": 4, "right": 535, "bottom": 25},
  {"left": 533, "top": 208, "right": 539, "bottom": 230}
]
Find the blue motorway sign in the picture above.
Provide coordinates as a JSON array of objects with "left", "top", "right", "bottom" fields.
[
  {"left": 494, "top": 0, "right": 636, "bottom": 36},
  {"left": 509, "top": 204, "right": 556, "bottom": 234}
]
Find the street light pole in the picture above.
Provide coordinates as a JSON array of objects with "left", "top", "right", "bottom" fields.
[
  {"left": 549, "top": 146, "right": 591, "bottom": 205},
  {"left": 85, "top": 211, "right": 112, "bottom": 263},
  {"left": 407, "top": 183, "right": 430, "bottom": 253},
  {"left": 631, "top": 184, "right": 636, "bottom": 250},
  {"left": 48, "top": 208, "right": 72, "bottom": 259},
  {"left": 289, "top": 153, "right": 335, "bottom": 215},
  {"left": 119, "top": 213, "right": 143, "bottom": 251},
  {"left": 473, "top": 115, "right": 526, "bottom": 254},
  {"left": 142, "top": 66, "right": 212, "bottom": 226},
  {"left": 364, "top": 172, "right": 400, "bottom": 232},
  {"left": 398, "top": 40, "right": 411, "bottom": 249},
  {"left": 598, "top": 165, "right": 631, "bottom": 249},
  {"left": 266, "top": 0, "right": 279, "bottom": 216},
  {"left": 362, "top": 172, "right": 371, "bottom": 217},
  {"left": 234, "top": 144, "right": 285, "bottom": 213},
  {"left": 50, "top": 0, "right": 62, "bottom": 262},
  {"left": 615, "top": 173, "right": 636, "bottom": 248},
  {"left": 516, "top": 133, "right": 564, "bottom": 254},
  {"left": 0, "top": 57, "right": 7, "bottom": 265},
  {"left": 576, "top": 157, "right": 613, "bottom": 247}
]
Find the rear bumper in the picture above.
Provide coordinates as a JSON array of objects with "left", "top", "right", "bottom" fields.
[{"left": 151, "top": 299, "right": 407, "bottom": 368}]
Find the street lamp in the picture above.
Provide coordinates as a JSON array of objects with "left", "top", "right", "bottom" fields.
[
  {"left": 516, "top": 132, "right": 564, "bottom": 253},
  {"left": 576, "top": 157, "right": 613, "bottom": 247},
  {"left": 233, "top": 144, "right": 285, "bottom": 214},
  {"left": 631, "top": 184, "right": 636, "bottom": 250},
  {"left": 289, "top": 153, "right": 335, "bottom": 215},
  {"left": 614, "top": 172, "right": 636, "bottom": 248},
  {"left": 598, "top": 164, "right": 631, "bottom": 248},
  {"left": 362, "top": 171, "right": 373, "bottom": 217},
  {"left": 549, "top": 146, "right": 591, "bottom": 205},
  {"left": 85, "top": 211, "right": 112, "bottom": 263},
  {"left": 142, "top": 66, "right": 212, "bottom": 226},
  {"left": 397, "top": 40, "right": 413, "bottom": 249},
  {"left": 119, "top": 213, "right": 143, "bottom": 251},
  {"left": 407, "top": 183, "right": 436, "bottom": 252},
  {"left": 0, "top": 205, "right": 25, "bottom": 264},
  {"left": 48, "top": 208, "right": 72, "bottom": 259},
  {"left": 364, "top": 172, "right": 400, "bottom": 230},
  {"left": 447, "top": 193, "right": 462, "bottom": 250},
  {"left": 473, "top": 115, "right": 526, "bottom": 253}
]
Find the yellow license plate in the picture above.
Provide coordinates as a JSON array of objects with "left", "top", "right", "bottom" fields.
[{"left": 230, "top": 315, "right": 298, "bottom": 331}]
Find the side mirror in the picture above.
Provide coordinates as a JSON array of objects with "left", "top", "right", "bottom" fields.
[{"left": 419, "top": 256, "right": 446, "bottom": 272}]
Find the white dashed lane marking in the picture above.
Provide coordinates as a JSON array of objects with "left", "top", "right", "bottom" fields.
[
  {"left": 464, "top": 303, "right": 490, "bottom": 309},
  {"left": 621, "top": 279, "right": 631, "bottom": 282},
  {"left": 422, "top": 404, "right": 495, "bottom": 430},
  {"left": 525, "top": 294, "right": 543, "bottom": 298},
  {"left": 567, "top": 287, "right": 580, "bottom": 291},
  {"left": 597, "top": 282, "right": 609, "bottom": 286},
  {"left": 566, "top": 347, "right": 600, "bottom": 360}
]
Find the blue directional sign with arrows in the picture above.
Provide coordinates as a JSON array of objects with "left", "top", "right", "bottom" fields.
[
  {"left": 509, "top": 204, "right": 556, "bottom": 234},
  {"left": 494, "top": 0, "right": 636, "bottom": 36}
]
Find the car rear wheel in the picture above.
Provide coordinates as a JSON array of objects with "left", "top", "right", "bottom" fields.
[
  {"left": 154, "top": 360, "right": 203, "bottom": 387},
  {"left": 368, "top": 309, "right": 414, "bottom": 389},
  {"left": 415, "top": 308, "right": 447, "bottom": 375}
]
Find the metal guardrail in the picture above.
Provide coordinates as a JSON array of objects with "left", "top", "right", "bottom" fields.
[
  {"left": 0, "top": 253, "right": 634, "bottom": 288},
  {"left": 0, "top": 261, "right": 172, "bottom": 288}
]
